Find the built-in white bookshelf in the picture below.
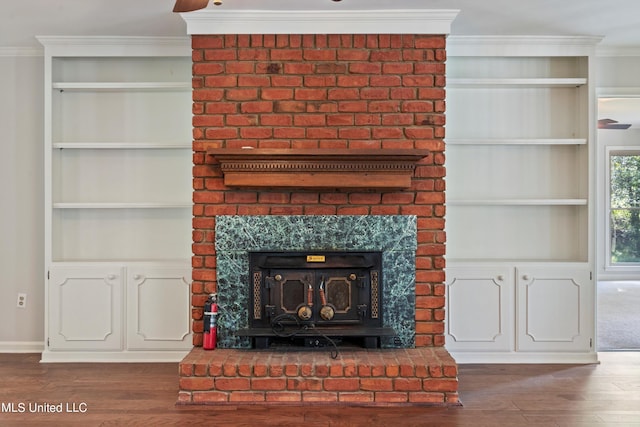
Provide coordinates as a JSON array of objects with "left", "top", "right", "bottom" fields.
[
  {"left": 445, "top": 43, "right": 592, "bottom": 263},
  {"left": 444, "top": 36, "right": 599, "bottom": 363},
  {"left": 39, "top": 37, "right": 193, "bottom": 361}
]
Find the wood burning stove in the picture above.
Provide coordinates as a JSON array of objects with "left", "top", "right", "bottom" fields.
[{"left": 238, "top": 251, "right": 396, "bottom": 349}]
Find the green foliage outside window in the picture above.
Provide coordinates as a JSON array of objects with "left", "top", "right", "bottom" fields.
[{"left": 610, "top": 154, "right": 640, "bottom": 263}]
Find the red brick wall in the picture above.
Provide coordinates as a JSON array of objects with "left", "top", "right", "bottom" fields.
[{"left": 191, "top": 34, "right": 447, "bottom": 348}]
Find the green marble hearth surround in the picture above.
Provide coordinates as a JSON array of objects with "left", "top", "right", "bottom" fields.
[{"left": 214, "top": 215, "right": 417, "bottom": 349}]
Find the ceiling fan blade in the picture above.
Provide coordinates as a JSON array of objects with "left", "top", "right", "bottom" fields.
[
  {"left": 173, "top": 0, "right": 209, "bottom": 12},
  {"left": 598, "top": 118, "right": 618, "bottom": 126},
  {"left": 601, "top": 123, "right": 632, "bottom": 130},
  {"left": 598, "top": 119, "right": 631, "bottom": 129}
]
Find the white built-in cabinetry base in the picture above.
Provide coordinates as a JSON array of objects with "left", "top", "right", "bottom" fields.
[
  {"left": 40, "top": 351, "right": 190, "bottom": 363},
  {"left": 446, "top": 263, "right": 597, "bottom": 364},
  {"left": 449, "top": 352, "right": 598, "bottom": 365}
]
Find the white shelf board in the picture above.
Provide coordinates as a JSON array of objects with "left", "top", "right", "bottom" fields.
[
  {"left": 446, "top": 138, "right": 587, "bottom": 146},
  {"left": 447, "top": 78, "right": 587, "bottom": 88},
  {"left": 447, "top": 199, "right": 588, "bottom": 206},
  {"left": 53, "top": 143, "right": 191, "bottom": 149},
  {"left": 52, "top": 82, "right": 191, "bottom": 91},
  {"left": 53, "top": 202, "right": 192, "bottom": 209}
]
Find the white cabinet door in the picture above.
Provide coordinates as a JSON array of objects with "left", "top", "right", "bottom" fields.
[
  {"left": 516, "top": 266, "right": 593, "bottom": 352},
  {"left": 126, "top": 266, "right": 192, "bottom": 350},
  {"left": 445, "top": 266, "right": 514, "bottom": 352},
  {"left": 48, "top": 266, "right": 124, "bottom": 351}
]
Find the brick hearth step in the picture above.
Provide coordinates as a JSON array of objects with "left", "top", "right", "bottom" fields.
[{"left": 178, "top": 347, "right": 459, "bottom": 406}]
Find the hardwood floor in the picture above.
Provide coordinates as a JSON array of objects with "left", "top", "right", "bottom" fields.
[{"left": 1, "top": 352, "right": 639, "bottom": 426}]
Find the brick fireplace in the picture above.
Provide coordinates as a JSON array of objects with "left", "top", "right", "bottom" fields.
[{"left": 179, "top": 16, "right": 457, "bottom": 405}]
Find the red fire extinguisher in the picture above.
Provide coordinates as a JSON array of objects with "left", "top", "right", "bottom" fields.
[{"left": 203, "top": 293, "right": 218, "bottom": 350}]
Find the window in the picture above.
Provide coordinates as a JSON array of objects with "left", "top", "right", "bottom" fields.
[{"left": 609, "top": 151, "right": 640, "bottom": 264}]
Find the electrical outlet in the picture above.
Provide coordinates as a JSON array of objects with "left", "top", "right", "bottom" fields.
[{"left": 17, "top": 293, "right": 27, "bottom": 309}]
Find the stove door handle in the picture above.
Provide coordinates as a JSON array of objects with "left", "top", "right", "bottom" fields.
[
  {"left": 319, "top": 277, "right": 327, "bottom": 306},
  {"left": 357, "top": 304, "right": 368, "bottom": 318},
  {"left": 307, "top": 283, "right": 313, "bottom": 307}
]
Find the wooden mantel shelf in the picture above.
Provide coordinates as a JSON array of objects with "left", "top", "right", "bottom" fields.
[{"left": 207, "top": 148, "right": 430, "bottom": 189}]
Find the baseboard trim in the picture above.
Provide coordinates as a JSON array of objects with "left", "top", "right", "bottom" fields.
[
  {"left": 450, "top": 351, "right": 599, "bottom": 364},
  {"left": 0, "top": 341, "right": 45, "bottom": 353},
  {"left": 40, "top": 350, "right": 190, "bottom": 363}
]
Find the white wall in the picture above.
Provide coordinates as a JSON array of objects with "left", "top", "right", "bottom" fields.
[
  {"left": 596, "top": 52, "right": 640, "bottom": 280},
  {"left": 0, "top": 53, "right": 44, "bottom": 351}
]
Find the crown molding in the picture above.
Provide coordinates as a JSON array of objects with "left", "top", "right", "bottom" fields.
[
  {"left": 447, "top": 35, "right": 603, "bottom": 57},
  {"left": 0, "top": 47, "right": 43, "bottom": 57},
  {"left": 181, "top": 9, "right": 459, "bottom": 35},
  {"left": 36, "top": 36, "right": 191, "bottom": 57}
]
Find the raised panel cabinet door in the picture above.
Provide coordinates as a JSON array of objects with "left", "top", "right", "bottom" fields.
[
  {"left": 445, "top": 266, "right": 514, "bottom": 352},
  {"left": 516, "top": 265, "right": 593, "bottom": 352},
  {"left": 126, "top": 266, "right": 192, "bottom": 350},
  {"left": 48, "top": 266, "right": 124, "bottom": 351}
]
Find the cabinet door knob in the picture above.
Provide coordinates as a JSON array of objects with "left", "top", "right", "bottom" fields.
[
  {"left": 522, "top": 274, "right": 530, "bottom": 281},
  {"left": 107, "top": 274, "right": 116, "bottom": 280},
  {"left": 497, "top": 275, "right": 504, "bottom": 281},
  {"left": 133, "top": 274, "right": 141, "bottom": 280}
]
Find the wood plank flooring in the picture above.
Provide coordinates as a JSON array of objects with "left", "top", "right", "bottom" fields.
[{"left": 1, "top": 352, "right": 639, "bottom": 426}]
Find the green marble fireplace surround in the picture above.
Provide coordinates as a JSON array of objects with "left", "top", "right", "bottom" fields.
[{"left": 214, "top": 215, "right": 417, "bottom": 349}]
